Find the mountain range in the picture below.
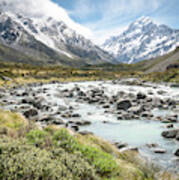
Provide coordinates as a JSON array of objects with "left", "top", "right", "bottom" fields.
[
  {"left": 102, "top": 17, "right": 179, "bottom": 64},
  {"left": 0, "top": 11, "right": 115, "bottom": 65},
  {"left": 0, "top": 9, "right": 178, "bottom": 66}
]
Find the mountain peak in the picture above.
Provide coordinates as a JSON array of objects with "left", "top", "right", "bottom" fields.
[
  {"left": 128, "top": 16, "right": 154, "bottom": 31},
  {"left": 102, "top": 16, "right": 179, "bottom": 64},
  {"left": 135, "top": 16, "right": 153, "bottom": 24}
]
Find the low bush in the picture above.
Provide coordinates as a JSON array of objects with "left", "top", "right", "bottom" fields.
[
  {"left": 0, "top": 138, "right": 98, "bottom": 180},
  {"left": 26, "top": 129, "right": 51, "bottom": 147},
  {"left": 51, "top": 129, "right": 119, "bottom": 178}
]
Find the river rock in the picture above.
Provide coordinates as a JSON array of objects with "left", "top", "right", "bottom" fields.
[
  {"left": 117, "top": 100, "right": 132, "bottom": 110},
  {"left": 71, "top": 113, "right": 81, "bottom": 118},
  {"left": 174, "top": 149, "right": 179, "bottom": 156},
  {"left": 52, "top": 118, "right": 65, "bottom": 125},
  {"left": 153, "top": 148, "right": 166, "bottom": 154},
  {"left": 161, "top": 129, "right": 179, "bottom": 139},
  {"left": 137, "top": 92, "right": 147, "bottom": 100},
  {"left": 120, "top": 146, "right": 139, "bottom": 152},
  {"left": 128, "top": 105, "right": 145, "bottom": 115},
  {"left": 21, "top": 97, "right": 34, "bottom": 104},
  {"left": 166, "top": 115, "right": 178, "bottom": 123},
  {"left": 141, "top": 112, "right": 153, "bottom": 118},
  {"left": 166, "top": 124, "right": 174, "bottom": 128},
  {"left": 23, "top": 108, "right": 38, "bottom": 118},
  {"left": 103, "top": 104, "right": 110, "bottom": 109},
  {"left": 170, "top": 84, "right": 179, "bottom": 88},
  {"left": 70, "top": 125, "right": 79, "bottom": 132},
  {"left": 79, "top": 131, "right": 93, "bottom": 135},
  {"left": 58, "top": 105, "right": 68, "bottom": 111},
  {"left": 161, "top": 120, "right": 173, "bottom": 123},
  {"left": 69, "top": 120, "right": 91, "bottom": 126},
  {"left": 157, "top": 90, "right": 167, "bottom": 95},
  {"left": 176, "top": 134, "right": 179, "bottom": 141},
  {"left": 114, "top": 142, "right": 128, "bottom": 149},
  {"left": 61, "top": 113, "right": 71, "bottom": 118},
  {"left": 146, "top": 143, "right": 158, "bottom": 148},
  {"left": 77, "top": 91, "right": 86, "bottom": 97}
]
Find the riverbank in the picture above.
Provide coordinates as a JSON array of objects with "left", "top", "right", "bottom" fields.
[{"left": 0, "top": 79, "right": 179, "bottom": 179}]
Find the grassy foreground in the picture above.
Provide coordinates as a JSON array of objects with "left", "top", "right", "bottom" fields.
[{"left": 0, "top": 109, "right": 177, "bottom": 180}]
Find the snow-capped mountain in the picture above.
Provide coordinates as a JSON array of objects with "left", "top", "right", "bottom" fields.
[
  {"left": 102, "top": 17, "right": 179, "bottom": 64},
  {"left": 0, "top": 11, "right": 115, "bottom": 65}
]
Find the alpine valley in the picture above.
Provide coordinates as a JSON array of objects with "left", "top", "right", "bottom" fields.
[{"left": 0, "top": 1, "right": 179, "bottom": 180}]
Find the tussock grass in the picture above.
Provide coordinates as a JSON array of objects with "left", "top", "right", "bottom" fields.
[{"left": 0, "top": 110, "right": 27, "bottom": 129}]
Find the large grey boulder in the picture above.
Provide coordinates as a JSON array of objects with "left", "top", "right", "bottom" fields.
[{"left": 117, "top": 100, "right": 132, "bottom": 110}]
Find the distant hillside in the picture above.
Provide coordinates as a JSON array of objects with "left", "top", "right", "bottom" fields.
[
  {"left": 136, "top": 47, "right": 179, "bottom": 73},
  {"left": 0, "top": 42, "right": 87, "bottom": 66}
]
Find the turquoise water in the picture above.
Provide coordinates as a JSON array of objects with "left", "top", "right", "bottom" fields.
[
  {"left": 79, "top": 118, "right": 179, "bottom": 172},
  {"left": 80, "top": 120, "right": 163, "bottom": 146}
]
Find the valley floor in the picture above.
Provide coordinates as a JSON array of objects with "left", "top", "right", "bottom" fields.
[
  {"left": 0, "top": 62, "right": 179, "bottom": 179},
  {"left": 0, "top": 61, "right": 179, "bottom": 88}
]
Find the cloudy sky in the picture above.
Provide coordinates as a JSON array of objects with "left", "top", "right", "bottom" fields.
[
  {"left": 55, "top": 0, "right": 179, "bottom": 44},
  {"left": 1, "top": 0, "right": 178, "bottom": 44}
]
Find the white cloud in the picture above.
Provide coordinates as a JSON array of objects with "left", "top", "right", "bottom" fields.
[
  {"left": 90, "top": 26, "right": 127, "bottom": 45},
  {"left": 0, "top": 0, "right": 93, "bottom": 38}
]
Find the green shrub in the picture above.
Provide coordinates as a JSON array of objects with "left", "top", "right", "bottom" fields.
[
  {"left": 52, "top": 129, "right": 119, "bottom": 178},
  {"left": 0, "top": 139, "right": 72, "bottom": 180},
  {"left": 0, "top": 138, "right": 98, "bottom": 180},
  {"left": 51, "top": 148, "right": 98, "bottom": 180},
  {"left": 79, "top": 145, "right": 119, "bottom": 177},
  {"left": 52, "top": 128, "right": 78, "bottom": 152},
  {"left": 26, "top": 129, "right": 50, "bottom": 147}
]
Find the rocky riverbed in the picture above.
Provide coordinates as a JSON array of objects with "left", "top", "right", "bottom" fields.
[{"left": 0, "top": 79, "right": 179, "bottom": 173}]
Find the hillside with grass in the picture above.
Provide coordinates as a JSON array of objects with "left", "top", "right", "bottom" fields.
[
  {"left": 0, "top": 43, "right": 89, "bottom": 67},
  {"left": 135, "top": 47, "right": 179, "bottom": 73}
]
